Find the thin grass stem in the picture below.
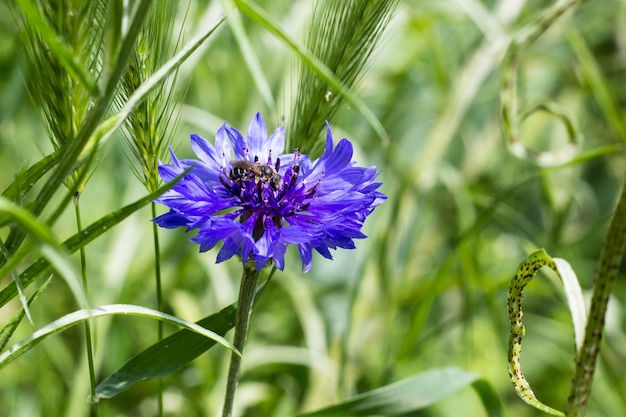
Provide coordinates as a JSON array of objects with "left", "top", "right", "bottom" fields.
[
  {"left": 74, "top": 196, "right": 98, "bottom": 417},
  {"left": 151, "top": 201, "right": 164, "bottom": 417}
]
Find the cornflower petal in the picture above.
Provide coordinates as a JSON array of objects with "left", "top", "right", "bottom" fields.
[{"left": 154, "top": 113, "right": 384, "bottom": 272}]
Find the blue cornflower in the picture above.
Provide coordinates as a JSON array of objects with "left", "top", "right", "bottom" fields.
[{"left": 155, "top": 113, "right": 385, "bottom": 272}]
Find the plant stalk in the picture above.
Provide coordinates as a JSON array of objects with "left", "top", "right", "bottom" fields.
[
  {"left": 221, "top": 263, "right": 261, "bottom": 417},
  {"left": 75, "top": 196, "right": 98, "bottom": 417},
  {"left": 565, "top": 178, "right": 626, "bottom": 416},
  {"left": 151, "top": 201, "right": 164, "bottom": 416}
]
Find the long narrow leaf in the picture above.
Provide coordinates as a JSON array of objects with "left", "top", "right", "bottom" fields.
[
  {"left": 96, "top": 277, "right": 270, "bottom": 398},
  {"left": 220, "top": 0, "right": 274, "bottom": 108},
  {"left": 96, "top": 303, "right": 237, "bottom": 398},
  {"left": 234, "top": 0, "right": 389, "bottom": 148},
  {"left": 0, "top": 278, "right": 52, "bottom": 352},
  {"left": 95, "top": 15, "right": 224, "bottom": 149},
  {"left": 0, "top": 197, "right": 87, "bottom": 310},
  {"left": 507, "top": 249, "right": 572, "bottom": 416},
  {"left": 0, "top": 170, "right": 187, "bottom": 309},
  {"left": 0, "top": 149, "right": 62, "bottom": 206},
  {"left": 0, "top": 304, "right": 239, "bottom": 372},
  {"left": 294, "top": 367, "right": 502, "bottom": 417}
]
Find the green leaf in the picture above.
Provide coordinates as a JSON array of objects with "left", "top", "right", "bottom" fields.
[
  {"left": 96, "top": 276, "right": 271, "bottom": 398},
  {"left": 0, "top": 197, "right": 87, "bottom": 311},
  {"left": 0, "top": 171, "right": 186, "bottom": 309},
  {"left": 293, "top": 367, "right": 502, "bottom": 417},
  {"left": 96, "top": 15, "right": 224, "bottom": 148},
  {"left": 0, "top": 278, "right": 51, "bottom": 352},
  {"left": 499, "top": 0, "right": 582, "bottom": 167},
  {"left": 1, "top": 149, "right": 62, "bottom": 207},
  {"left": 567, "top": 29, "right": 626, "bottom": 142},
  {"left": 0, "top": 304, "right": 238, "bottom": 372},
  {"left": 220, "top": 0, "right": 275, "bottom": 109},
  {"left": 234, "top": 0, "right": 389, "bottom": 150},
  {"left": 96, "top": 303, "right": 237, "bottom": 398},
  {"left": 507, "top": 249, "right": 573, "bottom": 416}
]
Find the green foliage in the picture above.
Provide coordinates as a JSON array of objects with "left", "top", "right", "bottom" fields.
[
  {"left": 1, "top": 1, "right": 626, "bottom": 417},
  {"left": 119, "top": 1, "right": 180, "bottom": 192},
  {"left": 287, "top": 0, "right": 397, "bottom": 156},
  {"left": 294, "top": 367, "right": 502, "bottom": 417}
]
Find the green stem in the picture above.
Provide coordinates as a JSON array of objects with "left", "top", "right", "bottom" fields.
[
  {"left": 151, "top": 201, "right": 164, "bottom": 417},
  {"left": 565, "top": 179, "right": 626, "bottom": 416},
  {"left": 222, "top": 263, "right": 261, "bottom": 417},
  {"left": 74, "top": 196, "right": 98, "bottom": 417}
]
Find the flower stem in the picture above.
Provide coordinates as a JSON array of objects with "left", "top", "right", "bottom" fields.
[
  {"left": 151, "top": 202, "right": 164, "bottom": 417},
  {"left": 222, "top": 263, "right": 261, "bottom": 417},
  {"left": 565, "top": 178, "right": 626, "bottom": 416},
  {"left": 75, "top": 196, "right": 98, "bottom": 417}
]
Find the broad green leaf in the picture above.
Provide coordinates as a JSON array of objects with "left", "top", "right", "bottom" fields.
[
  {"left": 96, "top": 277, "right": 270, "bottom": 398},
  {"left": 96, "top": 303, "right": 237, "bottom": 398},
  {"left": 0, "top": 304, "right": 238, "bottom": 372},
  {"left": 294, "top": 367, "right": 502, "bottom": 417}
]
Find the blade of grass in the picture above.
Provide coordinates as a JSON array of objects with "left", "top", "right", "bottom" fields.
[
  {"left": 96, "top": 275, "right": 271, "bottom": 398},
  {"left": 0, "top": 169, "right": 188, "bottom": 309},
  {"left": 219, "top": 0, "right": 275, "bottom": 109},
  {"left": 0, "top": 197, "right": 87, "bottom": 311},
  {"left": 1, "top": 150, "right": 62, "bottom": 210},
  {"left": 95, "top": 15, "right": 225, "bottom": 149},
  {"left": 294, "top": 367, "right": 502, "bottom": 417},
  {"left": 234, "top": 0, "right": 389, "bottom": 150},
  {"left": 0, "top": 278, "right": 52, "bottom": 352},
  {"left": 0, "top": 304, "right": 239, "bottom": 371},
  {"left": 567, "top": 29, "right": 626, "bottom": 142}
]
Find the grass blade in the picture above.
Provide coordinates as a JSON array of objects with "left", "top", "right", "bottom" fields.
[
  {"left": 234, "top": 0, "right": 389, "bottom": 152},
  {"left": 0, "top": 197, "right": 87, "bottom": 310},
  {"left": 0, "top": 278, "right": 52, "bottom": 352},
  {"left": 0, "top": 304, "right": 239, "bottom": 372},
  {"left": 96, "top": 277, "right": 270, "bottom": 398},
  {"left": 0, "top": 171, "right": 187, "bottom": 309},
  {"left": 294, "top": 367, "right": 502, "bottom": 417},
  {"left": 96, "top": 303, "right": 237, "bottom": 398},
  {"left": 220, "top": 0, "right": 275, "bottom": 109}
]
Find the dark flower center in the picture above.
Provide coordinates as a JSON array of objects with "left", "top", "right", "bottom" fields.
[{"left": 219, "top": 155, "right": 319, "bottom": 241}]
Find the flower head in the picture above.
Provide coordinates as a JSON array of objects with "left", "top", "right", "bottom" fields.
[{"left": 155, "top": 113, "right": 385, "bottom": 272}]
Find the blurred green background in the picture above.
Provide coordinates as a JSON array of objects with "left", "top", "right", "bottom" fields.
[{"left": 1, "top": 1, "right": 625, "bottom": 416}]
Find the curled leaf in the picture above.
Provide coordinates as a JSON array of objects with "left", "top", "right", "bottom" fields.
[{"left": 507, "top": 249, "right": 586, "bottom": 416}]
